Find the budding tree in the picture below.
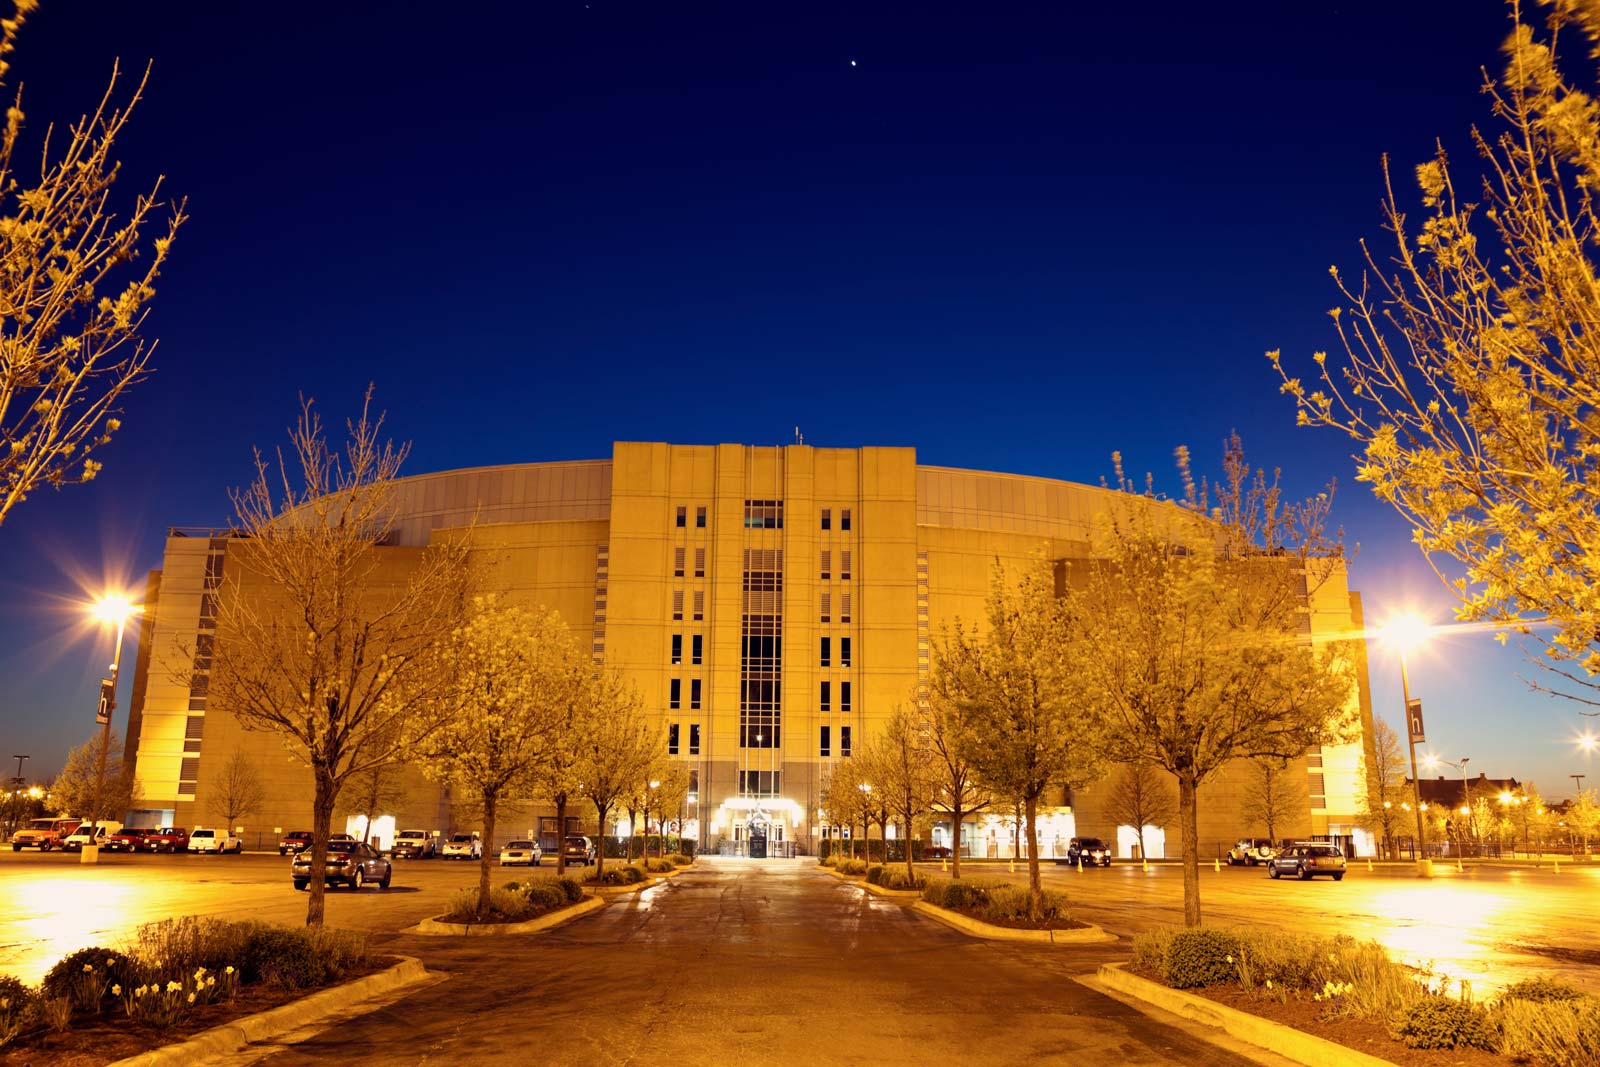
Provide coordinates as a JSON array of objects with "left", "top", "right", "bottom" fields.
[
  {"left": 53, "top": 732, "right": 134, "bottom": 827},
  {"left": 864, "top": 703, "right": 938, "bottom": 879},
  {"left": 1239, "top": 758, "right": 1307, "bottom": 844},
  {"left": 924, "top": 676, "right": 990, "bottom": 878},
  {"left": 207, "top": 392, "right": 471, "bottom": 925},
  {"left": 1356, "top": 717, "right": 1410, "bottom": 858},
  {"left": 0, "top": 5, "right": 185, "bottom": 528},
  {"left": 1100, "top": 763, "right": 1177, "bottom": 863},
  {"left": 578, "top": 671, "right": 656, "bottom": 881},
  {"left": 206, "top": 750, "right": 265, "bottom": 832},
  {"left": 1271, "top": 0, "right": 1600, "bottom": 707},
  {"left": 1064, "top": 440, "right": 1355, "bottom": 926}
]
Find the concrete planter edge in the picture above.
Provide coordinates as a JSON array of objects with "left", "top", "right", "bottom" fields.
[
  {"left": 909, "top": 899, "right": 1116, "bottom": 944},
  {"left": 408, "top": 893, "right": 607, "bottom": 936}
]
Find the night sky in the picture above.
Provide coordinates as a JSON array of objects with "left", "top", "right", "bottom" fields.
[{"left": 1, "top": 1, "right": 1592, "bottom": 796}]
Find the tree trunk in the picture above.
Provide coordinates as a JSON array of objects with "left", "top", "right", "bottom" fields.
[
  {"left": 950, "top": 799, "right": 963, "bottom": 879},
  {"left": 1024, "top": 792, "right": 1042, "bottom": 920},
  {"left": 627, "top": 804, "right": 637, "bottom": 862},
  {"left": 478, "top": 793, "right": 497, "bottom": 917},
  {"left": 306, "top": 771, "right": 337, "bottom": 927},
  {"left": 1136, "top": 826, "right": 1146, "bottom": 864},
  {"left": 554, "top": 793, "right": 568, "bottom": 875},
  {"left": 1178, "top": 773, "right": 1202, "bottom": 927},
  {"left": 903, "top": 817, "right": 915, "bottom": 881},
  {"left": 593, "top": 801, "right": 609, "bottom": 881}
]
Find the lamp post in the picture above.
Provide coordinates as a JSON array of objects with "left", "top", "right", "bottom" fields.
[
  {"left": 85, "top": 594, "right": 140, "bottom": 864},
  {"left": 1379, "top": 616, "right": 1433, "bottom": 877},
  {"left": 1425, "top": 755, "right": 1474, "bottom": 852}
]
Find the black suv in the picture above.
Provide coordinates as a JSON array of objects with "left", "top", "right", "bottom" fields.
[{"left": 1066, "top": 837, "right": 1113, "bottom": 867}]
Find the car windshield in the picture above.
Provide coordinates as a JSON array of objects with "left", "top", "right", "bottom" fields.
[
  {"left": 506, "top": 841, "right": 533, "bottom": 849},
  {"left": 450, "top": 835, "right": 473, "bottom": 842},
  {"left": 314, "top": 842, "right": 356, "bottom": 854},
  {"left": 192, "top": 830, "right": 214, "bottom": 838},
  {"left": 1078, "top": 838, "right": 1105, "bottom": 849},
  {"left": 1308, "top": 845, "right": 1341, "bottom": 856},
  {"left": 398, "top": 831, "right": 424, "bottom": 839}
]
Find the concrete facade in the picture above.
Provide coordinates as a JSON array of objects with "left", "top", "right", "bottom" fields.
[{"left": 124, "top": 442, "right": 1377, "bottom": 859}]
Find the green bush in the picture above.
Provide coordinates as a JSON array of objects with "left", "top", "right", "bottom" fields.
[
  {"left": 130, "top": 917, "right": 256, "bottom": 981},
  {"left": 240, "top": 928, "right": 325, "bottom": 990},
  {"left": 921, "top": 877, "right": 990, "bottom": 910},
  {"left": 667, "top": 853, "right": 692, "bottom": 866},
  {"left": 1164, "top": 930, "right": 1241, "bottom": 989},
  {"left": 1391, "top": 996, "right": 1497, "bottom": 1050},
  {"left": 1230, "top": 928, "right": 1326, "bottom": 994},
  {"left": 865, "top": 864, "right": 886, "bottom": 884},
  {"left": 835, "top": 858, "right": 868, "bottom": 875},
  {"left": 42, "top": 947, "right": 134, "bottom": 1012},
  {"left": 877, "top": 867, "right": 926, "bottom": 891},
  {"left": 644, "top": 857, "right": 674, "bottom": 873},
  {"left": 555, "top": 876, "right": 585, "bottom": 902},
  {"left": 1129, "top": 927, "right": 1177, "bottom": 977},
  {"left": 979, "top": 883, "right": 1071, "bottom": 925},
  {"left": 1499, "top": 976, "right": 1590, "bottom": 1005},
  {"left": 1499, "top": 995, "right": 1600, "bottom": 1065},
  {"left": 0, "top": 976, "right": 35, "bottom": 1049},
  {"left": 595, "top": 863, "right": 647, "bottom": 885}
]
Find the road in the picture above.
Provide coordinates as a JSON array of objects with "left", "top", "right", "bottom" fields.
[{"left": 233, "top": 860, "right": 1258, "bottom": 1067}]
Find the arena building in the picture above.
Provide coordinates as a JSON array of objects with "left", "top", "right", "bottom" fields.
[{"left": 122, "top": 442, "right": 1378, "bottom": 859}]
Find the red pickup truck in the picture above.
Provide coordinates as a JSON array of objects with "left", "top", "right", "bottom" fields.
[
  {"left": 141, "top": 827, "right": 190, "bottom": 853},
  {"left": 104, "top": 827, "right": 151, "bottom": 852}
]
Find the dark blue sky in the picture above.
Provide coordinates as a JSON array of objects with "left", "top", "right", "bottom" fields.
[{"left": 2, "top": 1, "right": 1593, "bottom": 795}]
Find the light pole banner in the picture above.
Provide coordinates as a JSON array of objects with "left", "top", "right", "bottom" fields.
[
  {"left": 1407, "top": 697, "right": 1425, "bottom": 744},
  {"left": 96, "top": 678, "right": 116, "bottom": 725}
]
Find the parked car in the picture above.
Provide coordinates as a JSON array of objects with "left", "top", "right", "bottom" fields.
[
  {"left": 1066, "top": 836, "right": 1113, "bottom": 867},
  {"left": 440, "top": 832, "right": 482, "bottom": 860},
  {"left": 278, "top": 831, "right": 313, "bottom": 855},
  {"left": 142, "top": 827, "right": 190, "bottom": 853},
  {"left": 10, "top": 817, "right": 81, "bottom": 851},
  {"left": 62, "top": 821, "right": 122, "bottom": 851},
  {"left": 921, "top": 844, "right": 953, "bottom": 860},
  {"left": 1228, "top": 838, "right": 1278, "bottom": 866},
  {"left": 291, "top": 841, "right": 392, "bottom": 891},
  {"left": 329, "top": 834, "right": 357, "bottom": 845},
  {"left": 104, "top": 827, "right": 151, "bottom": 852},
  {"left": 560, "top": 836, "right": 596, "bottom": 867},
  {"left": 499, "top": 840, "right": 542, "bottom": 867},
  {"left": 188, "top": 828, "right": 243, "bottom": 854},
  {"left": 1267, "top": 842, "right": 1347, "bottom": 881},
  {"left": 391, "top": 830, "right": 436, "bottom": 859}
]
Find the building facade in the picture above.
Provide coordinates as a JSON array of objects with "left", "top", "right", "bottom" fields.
[{"left": 124, "top": 442, "right": 1378, "bottom": 858}]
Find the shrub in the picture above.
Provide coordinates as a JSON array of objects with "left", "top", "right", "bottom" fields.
[
  {"left": 240, "top": 928, "right": 324, "bottom": 990},
  {"left": 39, "top": 996, "right": 72, "bottom": 1032},
  {"left": 1499, "top": 976, "right": 1589, "bottom": 1005},
  {"left": 1499, "top": 995, "right": 1600, "bottom": 1065},
  {"left": 595, "top": 863, "right": 647, "bottom": 885},
  {"left": 1129, "top": 927, "right": 1178, "bottom": 978},
  {"left": 1391, "top": 996, "right": 1497, "bottom": 1050},
  {"left": 921, "top": 877, "right": 991, "bottom": 910},
  {"left": 865, "top": 864, "right": 886, "bottom": 885},
  {"left": 130, "top": 917, "right": 255, "bottom": 981},
  {"left": 878, "top": 867, "right": 926, "bottom": 891},
  {"left": 1230, "top": 928, "right": 1325, "bottom": 994},
  {"left": 0, "top": 976, "right": 35, "bottom": 1049},
  {"left": 667, "top": 853, "right": 692, "bottom": 866},
  {"left": 555, "top": 876, "right": 585, "bottom": 902},
  {"left": 644, "top": 857, "right": 674, "bottom": 873},
  {"left": 836, "top": 858, "right": 868, "bottom": 876},
  {"left": 42, "top": 947, "right": 134, "bottom": 1012},
  {"left": 1164, "top": 930, "right": 1241, "bottom": 989},
  {"left": 979, "top": 883, "right": 1071, "bottom": 926},
  {"left": 1321, "top": 937, "right": 1427, "bottom": 1022}
]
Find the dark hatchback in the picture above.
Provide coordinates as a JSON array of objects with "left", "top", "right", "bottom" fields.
[{"left": 290, "top": 841, "right": 392, "bottom": 890}]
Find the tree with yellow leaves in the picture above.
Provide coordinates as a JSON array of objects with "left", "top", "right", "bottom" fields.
[
  {"left": 0, "top": 2, "right": 185, "bottom": 527},
  {"left": 1272, "top": 0, "right": 1600, "bottom": 707}
]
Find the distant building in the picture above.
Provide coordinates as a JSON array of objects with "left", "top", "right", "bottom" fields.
[
  {"left": 123, "top": 442, "right": 1378, "bottom": 858},
  {"left": 1407, "top": 773, "right": 1524, "bottom": 810}
]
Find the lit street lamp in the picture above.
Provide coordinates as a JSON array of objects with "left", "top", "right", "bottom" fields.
[
  {"left": 1378, "top": 615, "right": 1433, "bottom": 876},
  {"left": 1424, "top": 754, "right": 1474, "bottom": 852},
  {"left": 84, "top": 593, "right": 141, "bottom": 863}
]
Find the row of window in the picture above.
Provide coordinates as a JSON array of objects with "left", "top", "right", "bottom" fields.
[
  {"left": 819, "top": 725, "right": 853, "bottom": 758},
  {"left": 819, "top": 550, "right": 851, "bottom": 581},
  {"left": 820, "top": 591, "right": 852, "bottom": 623},
  {"left": 819, "top": 680, "right": 852, "bottom": 712},
  {"left": 666, "top": 723, "right": 701, "bottom": 756},
  {"left": 673, "top": 504, "right": 854, "bottom": 531},
  {"left": 668, "top": 678, "right": 702, "bottom": 711},
  {"left": 819, "top": 637, "right": 851, "bottom": 667},
  {"left": 670, "top": 634, "right": 703, "bottom": 665},
  {"left": 671, "top": 590, "right": 704, "bottom": 621},
  {"left": 673, "top": 547, "right": 707, "bottom": 578}
]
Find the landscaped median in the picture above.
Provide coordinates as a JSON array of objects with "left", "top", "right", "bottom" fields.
[
  {"left": 1096, "top": 925, "right": 1600, "bottom": 1067},
  {"left": 818, "top": 856, "right": 1113, "bottom": 943},
  {"left": 0, "top": 917, "right": 422, "bottom": 1066},
  {"left": 409, "top": 856, "right": 695, "bottom": 935}
]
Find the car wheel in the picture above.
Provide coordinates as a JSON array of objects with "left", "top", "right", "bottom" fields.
[
  {"left": 294, "top": 880, "right": 308, "bottom": 891},
  {"left": 379, "top": 867, "right": 391, "bottom": 889},
  {"left": 351, "top": 868, "right": 364, "bottom": 891},
  {"left": 10, "top": 844, "right": 18, "bottom": 852},
  {"left": 1268, "top": 865, "right": 1280, "bottom": 879},
  {"left": 1298, "top": 865, "right": 1313, "bottom": 881},
  {"left": 1333, "top": 873, "right": 1345, "bottom": 882}
]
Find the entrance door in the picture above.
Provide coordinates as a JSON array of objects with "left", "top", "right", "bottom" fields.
[{"left": 747, "top": 816, "right": 769, "bottom": 858}]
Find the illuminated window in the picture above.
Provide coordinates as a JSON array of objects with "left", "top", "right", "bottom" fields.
[
  {"left": 670, "top": 678, "right": 681, "bottom": 710},
  {"left": 671, "top": 634, "right": 682, "bottom": 665}
]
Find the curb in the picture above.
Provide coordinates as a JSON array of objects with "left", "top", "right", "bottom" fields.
[
  {"left": 857, "top": 880, "right": 922, "bottom": 898},
  {"left": 406, "top": 893, "right": 606, "bottom": 936},
  {"left": 106, "top": 956, "right": 431, "bottom": 1067},
  {"left": 909, "top": 900, "right": 1115, "bottom": 944},
  {"left": 1089, "top": 963, "right": 1400, "bottom": 1067}
]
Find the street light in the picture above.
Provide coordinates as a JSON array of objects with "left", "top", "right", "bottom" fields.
[
  {"left": 1424, "top": 754, "right": 1474, "bottom": 854},
  {"left": 1377, "top": 614, "right": 1433, "bottom": 875},
  {"left": 84, "top": 593, "right": 141, "bottom": 863}
]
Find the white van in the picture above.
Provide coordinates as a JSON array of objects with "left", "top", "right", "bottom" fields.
[{"left": 62, "top": 821, "right": 122, "bottom": 851}]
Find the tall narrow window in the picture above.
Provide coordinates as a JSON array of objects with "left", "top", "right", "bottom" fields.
[
  {"left": 670, "top": 678, "right": 682, "bottom": 710},
  {"left": 691, "top": 634, "right": 703, "bottom": 665},
  {"left": 695, "top": 506, "right": 706, "bottom": 528},
  {"left": 840, "top": 637, "right": 851, "bottom": 667},
  {"left": 820, "top": 680, "right": 831, "bottom": 712},
  {"left": 841, "top": 550, "right": 851, "bottom": 580},
  {"left": 841, "top": 508, "right": 852, "bottom": 531},
  {"left": 668, "top": 723, "right": 680, "bottom": 755},
  {"left": 821, "top": 508, "right": 831, "bottom": 530},
  {"left": 841, "top": 725, "right": 852, "bottom": 757},
  {"left": 820, "top": 591, "right": 831, "bottom": 623},
  {"left": 820, "top": 637, "right": 831, "bottom": 667},
  {"left": 689, "top": 723, "right": 701, "bottom": 756},
  {"left": 694, "top": 547, "right": 706, "bottom": 578},
  {"left": 671, "top": 634, "right": 683, "bottom": 665},
  {"left": 820, "top": 725, "right": 831, "bottom": 758},
  {"left": 820, "top": 550, "right": 831, "bottom": 580},
  {"left": 674, "top": 547, "right": 685, "bottom": 578},
  {"left": 690, "top": 678, "right": 702, "bottom": 710},
  {"left": 676, "top": 506, "right": 687, "bottom": 528},
  {"left": 692, "top": 590, "right": 705, "bottom": 621},
  {"left": 841, "top": 681, "right": 852, "bottom": 712},
  {"left": 672, "top": 590, "right": 684, "bottom": 621}
]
